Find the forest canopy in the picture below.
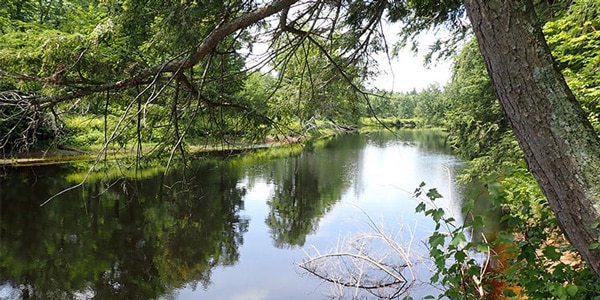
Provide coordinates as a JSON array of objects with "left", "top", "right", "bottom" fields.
[{"left": 0, "top": 0, "right": 468, "bottom": 156}]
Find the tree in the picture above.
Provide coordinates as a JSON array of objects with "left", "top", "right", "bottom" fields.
[
  {"left": 3, "top": 0, "right": 600, "bottom": 281},
  {"left": 543, "top": 1, "right": 600, "bottom": 132},
  {"left": 443, "top": 39, "right": 508, "bottom": 160},
  {"left": 395, "top": 91, "right": 418, "bottom": 120},
  {"left": 413, "top": 83, "right": 446, "bottom": 126},
  {"left": 0, "top": 0, "right": 303, "bottom": 154},
  {"left": 267, "top": 35, "right": 365, "bottom": 132},
  {"left": 464, "top": 0, "right": 600, "bottom": 277}
]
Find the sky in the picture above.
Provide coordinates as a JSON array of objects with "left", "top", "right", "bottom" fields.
[
  {"left": 369, "top": 47, "right": 453, "bottom": 93},
  {"left": 368, "top": 29, "right": 454, "bottom": 93},
  {"left": 245, "top": 24, "right": 455, "bottom": 94}
]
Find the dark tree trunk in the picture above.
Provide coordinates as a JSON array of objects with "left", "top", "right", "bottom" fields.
[{"left": 464, "top": 0, "right": 600, "bottom": 277}]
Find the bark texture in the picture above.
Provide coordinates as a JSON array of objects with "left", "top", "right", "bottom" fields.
[{"left": 464, "top": 0, "right": 600, "bottom": 277}]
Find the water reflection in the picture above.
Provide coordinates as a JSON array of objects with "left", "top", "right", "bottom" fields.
[
  {"left": 0, "top": 129, "right": 462, "bottom": 299},
  {"left": 262, "top": 134, "right": 365, "bottom": 248},
  {"left": 1, "top": 162, "right": 248, "bottom": 299},
  {"left": 365, "top": 129, "right": 451, "bottom": 154}
]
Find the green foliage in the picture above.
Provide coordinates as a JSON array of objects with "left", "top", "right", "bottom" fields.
[
  {"left": 544, "top": 0, "right": 600, "bottom": 132},
  {"left": 367, "top": 91, "right": 418, "bottom": 120},
  {"left": 369, "top": 93, "right": 400, "bottom": 119},
  {"left": 0, "top": 0, "right": 477, "bottom": 155},
  {"left": 413, "top": 84, "right": 447, "bottom": 126},
  {"left": 0, "top": 1, "right": 108, "bottom": 86},
  {"left": 267, "top": 35, "right": 366, "bottom": 132},
  {"left": 417, "top": 177, "right": 600, "bottom": 299},
  {"left": 414, "top": 183, "right": 487, "bottom": 299},
  {"left": 436, "top": 10, "right": 600, "bottom": 294},
  {"left": 483, "top": 169, "right": 600, "bottom": 299},
  {"left": 366, "top": 85, "right": 448, "bottom": 127},
  {"left": 394, "top": 92, "right": 419, "bottom": 119},
  {"left": 0, "top": 0, "right": 257, "bottom": 153},
  {"left": 435, "top": 5, "right": 600, "bottom": 296},
  {"left": 63, "top": 115, "right": 109, "bottom": 147},
  {"left": 442, "top": 39, "right": 508, "bottom": 160}
]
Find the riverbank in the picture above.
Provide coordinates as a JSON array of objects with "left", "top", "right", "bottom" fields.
[
  {"left": 0, "top": 127, "right": 347, "bottom": 168},
  {"left": 1, "top": 117, "right": 427, "bottom": 167},
  {"left": 0, "top": 138, "right": 300, "bottom": 167},
  {"left": 0, "top": 148, "right": 97, "bottom": 167}
]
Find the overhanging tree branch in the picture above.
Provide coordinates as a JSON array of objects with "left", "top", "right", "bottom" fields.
[{"left": 21, "top": 0, "right": 301, "bottom": 108}]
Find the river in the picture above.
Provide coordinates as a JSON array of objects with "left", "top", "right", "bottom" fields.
[{"left": 0, "top": 130, "right": 465, "bottom": 299}]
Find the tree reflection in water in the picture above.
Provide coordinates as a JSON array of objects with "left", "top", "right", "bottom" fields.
[
  {"left": 1, "top": 129, "right": 457, "bottom": 299},
  {"left": 0, "top": 161, "right": 248, "bottom": 299}
]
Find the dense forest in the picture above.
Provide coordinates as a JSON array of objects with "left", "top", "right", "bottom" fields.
[{"left": 2, "top": 0, "right": 600, "bottom": 298}]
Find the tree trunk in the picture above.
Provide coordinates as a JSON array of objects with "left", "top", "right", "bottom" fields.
[{"left": 464, "top": 0, "right": 600, "bottom": 277}]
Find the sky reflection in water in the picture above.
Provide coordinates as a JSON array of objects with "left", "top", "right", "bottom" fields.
[
  {"left": 0, "top": 130, "right": 464, "bottom": 300},
  {"left": 181, "top": 131, "right": 464, "bottom": 299}
]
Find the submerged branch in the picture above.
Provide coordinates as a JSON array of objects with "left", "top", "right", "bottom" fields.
[{"left": 299, "top": 207, "right": 419, "bottom": 298}]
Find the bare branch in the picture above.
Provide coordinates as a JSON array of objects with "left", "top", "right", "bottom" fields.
[{"left": 299, "top": 207, "right": 420, "bottom": 299}]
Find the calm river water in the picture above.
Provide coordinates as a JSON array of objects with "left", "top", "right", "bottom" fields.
[{"left": 0, "top": 130, "right": 465, "bottom": 299}]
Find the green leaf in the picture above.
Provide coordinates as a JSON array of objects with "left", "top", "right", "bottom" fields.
[
  {"left": 542, "top": 245, "right": 561, "bottom": 260},
  {"left": 566, "top": 285, "right": 578, "bottom": 296},
  {"left": 497, "top": 233, "right": 515, "bottom": 243},
  {"left": 413, "top": 182, "right": 426, "bottom": 197},
  {"left": 471, "top": 215, "right": 485, "bottom": 229},
  {"left": 429, "top": 232, "right": 446, "bottom": 248},
  {"left": 450, "top": 232, "right": 466, "bottom": 247},
  {"left": 476, "top": 243, "right": 489, "bottom": 253},
  {"left": 426, "top": 188, "right": 442, "bottom": 200},
  {"left": 416, "top": 202, "right": 426, "bottom": 213},
  {"left": 454, "top": 250, "right": 467, "bottom": 262},
  {"left": 588, "top": 242, "right": 600, "bottom": 250},
  {"left": 431, "top": 208, "right": 445, "bottom": 222}
]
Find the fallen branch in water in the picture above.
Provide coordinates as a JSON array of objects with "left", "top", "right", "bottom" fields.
[{"left": 299, "top": 206, "right": 420, "bottom": 299}]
